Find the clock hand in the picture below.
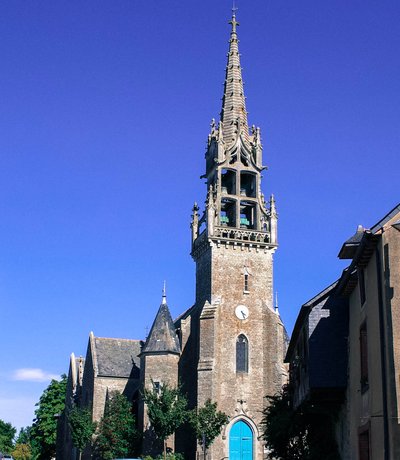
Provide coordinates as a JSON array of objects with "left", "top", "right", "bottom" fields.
[{"left": 241, "top": 310, "right": 246, "bottom": 318}]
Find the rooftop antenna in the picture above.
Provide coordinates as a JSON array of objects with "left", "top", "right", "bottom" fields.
[
  {"left": 232, "top": 0, "right": 238, "bottom": 16},
  {"left": 230, "top": 0, "right": 239, "bottom": 33},
  {"left": 162, "top": 280, "right": 167, "bottom": 305}
]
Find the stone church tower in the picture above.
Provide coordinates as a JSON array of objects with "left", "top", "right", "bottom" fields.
[
  {"left": 59, "top": 11, "right": 287, "bottom": 460},
  {"left": 186, "top": 12, "right": 287, "bottom": 460}
]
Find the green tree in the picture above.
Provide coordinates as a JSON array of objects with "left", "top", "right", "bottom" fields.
[
  {"left": 0, "top": 419, "right": 16, "bottom": 453},
  {"left": 67, "top": 406, "right": 96, "bottom": 460},
  {"left": 11, "top": 442, "right": 32, "bottom": 460},
  {"left": 261, "top": 386, "right": 340, "bottom": 460},
  {"left": 190, "top": 399, "right": 228, "bottom": 457},
  {"left": 12, "top": 427, "right": 33, "bottom": 460},
  {"left": 142, "top": 381, "right": 188, "bottom": 460},
  {"left": 261, "top": 387, "right": 308, "bottom": 460},
  {"left": 15, "top": 427, "right": 31, "bottom": 445},
  {"left": 30, "top": 375, "right": 67, "bottom": 460},
  {"left": 94, "top": 391, "right": 137, "bottom": 460}
]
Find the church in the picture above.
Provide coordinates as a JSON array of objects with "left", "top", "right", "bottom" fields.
[{"left": 58, "top": 11, "right": 288, "bottom": 460}]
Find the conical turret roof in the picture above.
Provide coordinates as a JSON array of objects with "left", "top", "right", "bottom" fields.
[{"left": 142, "top": 291, "right": 180, "bottom": 355}]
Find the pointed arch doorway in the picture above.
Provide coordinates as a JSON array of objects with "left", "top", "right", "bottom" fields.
[{"left": 229, "top": 419, "right": 253, "bottom": 460}]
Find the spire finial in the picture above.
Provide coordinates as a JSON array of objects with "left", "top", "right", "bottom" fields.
[
  {"left": 275, "top": 291, "right": 279, "bottom": 315},
  {"left": 270, "top": 194, "right": 277, "bottom": 217},
  {"left": 230, "top": 2, "right": 239, "bottom": 34},
  {"left": 162, "top": 281, "right": 167, "bottom": 305}
]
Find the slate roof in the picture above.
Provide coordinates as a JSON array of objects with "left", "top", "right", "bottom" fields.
[
  {"left": 285, "top": 280, "right": 338, "bottom": 362},
  {"left": 94, "top": 337, "right": 141, "bottom": 378},
  {"left": 336, "top": 231, "right": 380, "bottom": 296},
  {"left": 142, "top": 303, "right": 181, "bottom": 355},
  {"left": 286, "top": 279, "right": 348, "bottom": 393},
  {"left": 307, "top": 291, "right": 348, "bottom": 390},
  {"left": 338, "top": 225, "right": 364, "bottom": 259},
  {"left": 339, "top": 203, "right": 400, "bottom": 259}
]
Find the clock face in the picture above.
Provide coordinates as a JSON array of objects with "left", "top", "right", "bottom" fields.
[{"left": 235, "top": 305, "right": 249, "bottom": 320}]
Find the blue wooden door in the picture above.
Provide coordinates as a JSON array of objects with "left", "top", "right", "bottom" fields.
[{"left": 229, "top": 420, "right": 253, "bottom": 460}]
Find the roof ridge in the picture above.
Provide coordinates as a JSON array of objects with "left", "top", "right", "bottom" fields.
[
  {"left": 95, "top": 336, "right": 142, "bottom": 342},
  {"left": 370, "top": 202, "right": 400, "bottom": 233}
]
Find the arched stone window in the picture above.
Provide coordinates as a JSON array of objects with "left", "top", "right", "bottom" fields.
[{"left": 236, "top": 334, "right": 248, "bottom": 373}]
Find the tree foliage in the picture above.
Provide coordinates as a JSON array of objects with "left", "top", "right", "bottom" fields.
[
  {"left": 12, "top": 443, "right": 32, "bottom": 460},
  {"left": 262, "top": 387, "right": 308, "bottom": 460},
  {"left": 67, "top": 406, "right": 96, "bottom": 454},
  {"left": 30, "top": 375, "right": 67, "bottom": 460},
  {"left": 142, "top": 455, "right": 184, "bottom": 460},
  {"left": 261, "top": 386, "right": 340, "bottom": 460},
  {"left": 12, "top": 427, "right": 33, "bottom": 460},
  {"left": 94, "top": 391, "right": 137, "bottom": 460},
  {"left": 15, "top": 427, "right": 31, "bottom": 445},
  {"left": 0, "top": 419, "right": 16, "bottom": 453},
  {"left": 142, "top": 381, "right": 187, "bottom": 459},
  {"left": 190, "top": 399, "right": 228, "bottom": 450}
]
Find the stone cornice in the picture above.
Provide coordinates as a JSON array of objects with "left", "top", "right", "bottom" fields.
[{"left": 191, "top": 226, "right": 277, "bottom": 260}]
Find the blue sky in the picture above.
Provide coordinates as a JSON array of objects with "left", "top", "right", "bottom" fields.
[{"left": 1, "top": 0, "right": 399, "bottom": 431}]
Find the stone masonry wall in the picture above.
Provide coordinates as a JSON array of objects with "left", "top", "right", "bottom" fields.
[
  {"left": 92, "top": 377, "right": 130, "bottom": 423},
  {"left": 141, "top": 353, "right": 180, "bottom": 455},
  {"left": 383, "top": 218, "right": 400, "bottom": 459},
  {"left": 197, "top": 242, "right": 286, "bottom": 460},
  {"left": 195, "top": 247, "right": 212, "bottom": 306}
]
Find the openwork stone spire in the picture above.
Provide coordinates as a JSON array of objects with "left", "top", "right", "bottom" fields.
[
  {"left": 220, "top": 12, "right": 249, "bottom": 146},
  {"left": 191, "top": 11, "right": 277, "bottom": 258}
]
